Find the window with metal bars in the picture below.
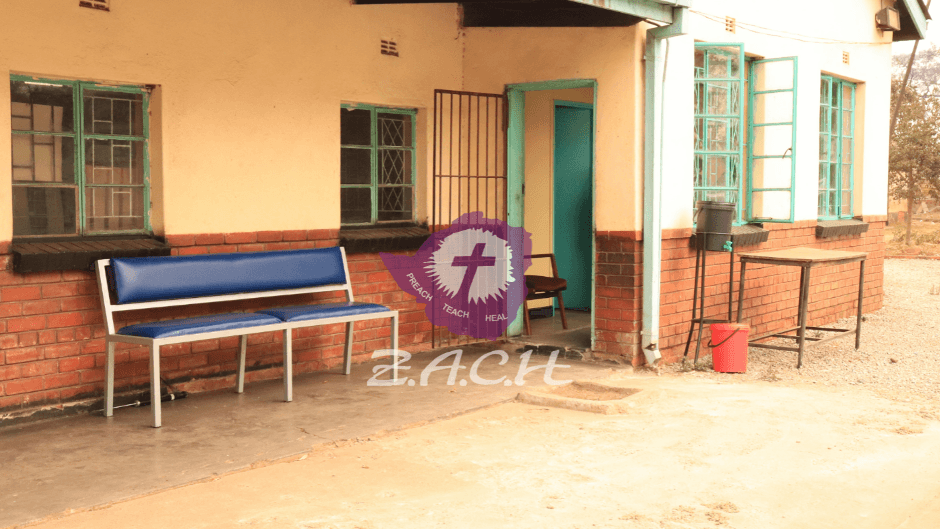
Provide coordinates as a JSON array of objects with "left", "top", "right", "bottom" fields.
[
  {"left": 694, "top": 44, "right": 799, "bottom": 225},
  {"left": 340, "top": 104, "right": 416, "bottom": 225},
  {"left": 10, "top": 75, "right": 150, "bottom": 237},
  {"left": 818, "top": 76, "right": 855, "bottom": 219},
  {"left": 694, "top": 44, "right": 745, "bottom": 223}
]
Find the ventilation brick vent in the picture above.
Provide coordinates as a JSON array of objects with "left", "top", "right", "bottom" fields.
[
  {"left": 842, "top": 51, "right": 850, "bottom": 65},
  {"left": 381, "top": 39, "right": 399, "bottom": 57},
  {"left": 725, "top": 16, "right": 736, "bottom": 33},
  {"left": 79, "top": 0, "right": 110, "bottom": 11}
]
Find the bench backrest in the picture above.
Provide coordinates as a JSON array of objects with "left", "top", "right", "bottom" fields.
[{"left": 96, "top": 247, "right": 354, "bottom": 334}]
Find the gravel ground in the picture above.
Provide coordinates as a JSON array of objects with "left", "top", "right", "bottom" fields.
[{"left": 664, "top": 258, "right": 940, "bottom": 412}]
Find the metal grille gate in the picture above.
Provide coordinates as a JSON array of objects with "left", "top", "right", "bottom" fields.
[{"left": 431, "top": 89, "right": 508, "bottom": 348}]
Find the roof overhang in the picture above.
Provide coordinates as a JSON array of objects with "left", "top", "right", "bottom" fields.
[
  {"left": 352, "top": 0, "right": 687, "bottom": 27},
  {"left": 894, "top": 0, "right": 931, "bottom": 41}
]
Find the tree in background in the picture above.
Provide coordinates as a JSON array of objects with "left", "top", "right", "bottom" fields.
[{"left": 889, "top": 44, "right": 940, "bottom": 245}]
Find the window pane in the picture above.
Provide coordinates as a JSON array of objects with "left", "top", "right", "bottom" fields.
[
  {"left": 694, "top": 82, "right": 705, "bottom": 115},
  {"left": 706, "top": 48, "right": 740, "bottom": 79},
  {"left": 706, "top": 83, "right": 730, "bottom": 115},
  {"left": 378, "top": 113, "right": 412, "bottom": 147},
  {"left": 340, "top": 108, "right": 371, "bottom": 146},
  {"left": 83, "top": 90, "right": 144, "bottom": 136},
  {"left": 12, "top": 186, "right": 77, "bottom": 236},
  {"left": 85, "top": 139, "right": 144, "bottom": 185},
  {"left": 341, "top": 187, "right": 371, "bottom": 224},
  {"left": 11, "top": 134, "right": 75, "bottom": 183},
  {"left": 819, "top": 79, "right": 829, "bottom": 104},
  {"left": 85, "top": 186, "right": 144, "bottom": 232},
  {"left": 818, "top": 190, "right": 826, "bottom": 216},
  {"left": 341, "top": 147, "right": 371, "bottom": 185},
  {"left": 380, "top": 149, "right": 411, "bottom": 185},
  {"left": 694, "top": 155, "right": 705, "bottom": 187},
  {"left": 378, "top": 186, "right": 412, "bottom": 222},
  {"left": 842, "top": 164, "right": 852, "bottom": 189},
  {"left": 841, "top": 192, "right": 852, "bottom": 216},
  {"left": 10, "top": 81, "right": 74, "bottom": 133},
  {"left": 694, "top": 46, "right": 744, "bottom": 224}
]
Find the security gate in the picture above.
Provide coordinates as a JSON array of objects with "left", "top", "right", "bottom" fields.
[{"left": 432, "top": 89, "right": 508, "bottom": 348}]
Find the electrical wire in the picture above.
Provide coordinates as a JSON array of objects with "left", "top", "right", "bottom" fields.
[{"left": 690, "top": 9, "right": 893, "bottom": 46}]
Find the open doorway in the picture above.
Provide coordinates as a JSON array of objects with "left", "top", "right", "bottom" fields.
[{"left": 506, "top": 81, "right": 596, "bottom": 351}]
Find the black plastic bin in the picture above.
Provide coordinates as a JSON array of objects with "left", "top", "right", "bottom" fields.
[{"left": 695, "top": 201, "right": 735, "bottom": 252}]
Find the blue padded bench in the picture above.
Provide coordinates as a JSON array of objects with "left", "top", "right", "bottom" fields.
[{"left": 95, "top": 247, "right": 398, "bottom": 428}]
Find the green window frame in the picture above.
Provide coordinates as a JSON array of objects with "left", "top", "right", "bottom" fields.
[
  {"left": 746, "top": 57, "right": 798, "bottom": 223},
  {"left": 10, "top": 75, "right": 150, "bottom": 237},
  {"left": 694, "top": 43, "right": 745, "bottom": 224},
  {"left": 818, "top": 76, "right": 855, "bottom": 219},
  {"left": 693, "top": 45, "right": 799, "bottom": 225},
  {"left": 340, "top": 104, "right": 416, "bottom": 225}
]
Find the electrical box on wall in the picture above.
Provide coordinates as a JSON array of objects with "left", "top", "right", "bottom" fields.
[{"left": 875, "top": 7, "right": 901, "bottom": 31}]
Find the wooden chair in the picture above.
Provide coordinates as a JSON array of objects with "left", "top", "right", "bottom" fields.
[{"left": 523, "top": 253, "right": 568, "bottom": 335}]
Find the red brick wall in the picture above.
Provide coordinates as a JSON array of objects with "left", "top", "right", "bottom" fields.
[
  {"left": 0, "top": 219, "right": 887, "bottom": 417},
  {"left": 595, "top": 217, "right": 886, "bottom": 365},
  {"left": 0, "top": 230, "right": 432, "bottom": 419},
  {"left": 593, "top": 232, "right": 643, "bottom": 360}
]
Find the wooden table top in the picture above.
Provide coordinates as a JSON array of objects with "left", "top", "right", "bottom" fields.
[{"left": 737, "top": 247, "right": 867, "bottom": 265}]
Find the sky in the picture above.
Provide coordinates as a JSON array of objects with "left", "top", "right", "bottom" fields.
[{"left": 891, "top": 3, "right": 939, "bottom": 55}]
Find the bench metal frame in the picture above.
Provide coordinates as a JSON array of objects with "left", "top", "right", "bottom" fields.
[{"left": 95, "top": 247, "right": 398, "bottom": 427}]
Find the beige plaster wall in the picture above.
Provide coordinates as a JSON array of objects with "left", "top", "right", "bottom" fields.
[
  {"left": 524, "top": 87, "right": 594, "bottom": 307},
  {"left": 463, "top": 26, "right": 647, "bottom": 233},
  {"left": 0, "top": 1, "right": 897, "bottom": 241},
  {"left": 0, "top": 0, "right": 463, "bottom": 238}
]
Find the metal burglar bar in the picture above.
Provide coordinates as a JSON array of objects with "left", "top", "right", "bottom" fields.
[
  {"left": 818, "top": 76, "right": 855, "bottom": 219},
  {"left": 693, "top": 44, "right": 745, "bottom": 224},
  {"left": 432, "top": 89, "right": 508, "bottom": 348},
  {"left": 10, "top": 76, "right": 150, "bottom": 237}
]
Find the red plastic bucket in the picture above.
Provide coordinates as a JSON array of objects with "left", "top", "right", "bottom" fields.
[{"left": 710, "top": 323, "right": 749, "bottom": 373}]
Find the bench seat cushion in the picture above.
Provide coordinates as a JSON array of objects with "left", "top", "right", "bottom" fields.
[
  {"left": 258, "top": 302, "right": 391, "bottom": 323},
  {"left": 118, "top": 313, "right": 282, "bottom": 339},
  {"left": 110, "top": 248, "right": 346, "bottom": 304}
]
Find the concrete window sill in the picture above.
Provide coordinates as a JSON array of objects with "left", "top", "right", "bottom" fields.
[
  {"left": 11, "top": 236, "right": 171, "bottom": 273},
  {"left": 339, "top": 225, "right": 430, "bottom": 254},
  {"left": 816, "top": 219, "right": 869, "bottom": 239}
]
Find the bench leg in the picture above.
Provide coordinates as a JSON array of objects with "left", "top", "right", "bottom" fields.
[
  {"left": 283, "top": 328, "right": 293, "bottom": 402},
  {"left": 149, "top": 343, "right": 162, "bottom": 428},
  {"left": 343, "top": 322, "right": 354, "bottom": 376},
  {"left": 236, "top": 335, "right": 247, "bottom": 393},
  {"left": 392, "top": 314, "right": 399, "bottom": 383},
  {"left": 105, "top": 340, "right": 115, "bottom": 417}
]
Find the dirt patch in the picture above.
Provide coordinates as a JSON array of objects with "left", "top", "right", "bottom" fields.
[
  {"left": 23, "top": 377, "right": 938, "bottom": 529},
  {"left": 547, "top": 381, "right": 640, "bottom": 401}
]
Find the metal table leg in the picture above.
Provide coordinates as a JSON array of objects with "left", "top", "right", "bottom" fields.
[
  {"left": 682, "top": 236, "right": 702, "bottom": 363},
  {"left": 736, "top": 261, "right": 747, "bottom": 323},
  {"left": 796, "top": 264, "right": 811, "bottom": 369},
  {"left": 856, "top": 259, "right": 865, "bottom": 349}
]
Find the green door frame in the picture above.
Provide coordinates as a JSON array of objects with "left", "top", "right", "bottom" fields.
[{"left": 505, "top": 79, "right": 598, "bottom": 345}]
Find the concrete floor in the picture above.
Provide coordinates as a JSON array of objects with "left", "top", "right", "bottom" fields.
[
  {"left": 0, "top": 339, "right": 615, "bottom": 528},
  {"left": 513, "top": 309, "right": 591, "bottom": 351}
]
